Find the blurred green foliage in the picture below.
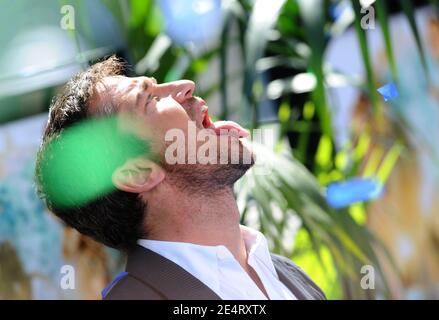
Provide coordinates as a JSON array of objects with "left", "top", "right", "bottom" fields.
[{"left": 38, "top": 115, "right": 150, "bottom": 208}]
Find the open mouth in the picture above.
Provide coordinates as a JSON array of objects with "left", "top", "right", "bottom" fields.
[{"left": 201, "top": 108, "right": 250, "bottom": 138}]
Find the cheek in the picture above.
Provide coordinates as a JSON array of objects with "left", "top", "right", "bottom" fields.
[
  {"left": 153, "top": 97, "right": 190, "bottom": 133},
  {"left": 143, "top": 98, "right": 191, "bottom": 154}
]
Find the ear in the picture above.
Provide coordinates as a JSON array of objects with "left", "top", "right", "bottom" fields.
[{"left": 112, "top": 157, "right": 165, "bottom": 193}]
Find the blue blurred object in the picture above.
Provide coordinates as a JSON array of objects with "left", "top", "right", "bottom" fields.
[
  {"left": 158, "top": 0, "right": 223, "bottom": 47},
  {"left": 101, "top": 271, "right": 129, "bottom": 299},
  {"left": 326, "top": 177, "right": 383, "bottom": 209},
  {"left": 377, "top": 82, "right": 399, "bottom": 102}
]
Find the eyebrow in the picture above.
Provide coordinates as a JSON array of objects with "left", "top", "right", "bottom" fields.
[
  {"left": 132, "top": 77, "right": 156, "bottom": 108},
  {"left": 139, "top": 79, "right": 150, "bottom": 91}
]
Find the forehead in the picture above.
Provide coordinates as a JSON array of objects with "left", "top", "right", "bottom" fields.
[
  {"left": 89, "top": 75, "right": 156, "bottom": 113},
  {"left": 99, "top": 75, "right": 156, "bottom": 92}
]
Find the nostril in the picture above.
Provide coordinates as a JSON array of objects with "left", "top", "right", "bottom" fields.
[
  {"left": 175, "top": 88, "right": 193, "bottom": 102},
  {"left": 173, "top": 81, "right": 195, "bottom": 102},
  {"left": 184, "top": 88, "right": 193, "bottom": 98}
]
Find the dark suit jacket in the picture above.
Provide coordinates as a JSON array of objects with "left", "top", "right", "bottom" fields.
[{"left": 103, "top": 245, "right": 326, "bottom": 300}]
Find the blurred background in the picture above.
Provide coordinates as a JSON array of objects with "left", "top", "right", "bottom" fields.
[{"left": 0, "top": 0, "right": 438, "bottom": 300}]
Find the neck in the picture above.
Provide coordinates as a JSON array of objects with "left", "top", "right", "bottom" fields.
[{"left": 144, "top": 185, "right": 248, "bottom": 267}]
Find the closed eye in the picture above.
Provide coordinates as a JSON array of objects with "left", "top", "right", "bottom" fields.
[{"left": 144, "top": 94, "right": 161, "bottom": 112}]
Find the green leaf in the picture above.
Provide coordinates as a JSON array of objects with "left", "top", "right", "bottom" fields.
[
  {"left": 298, "top": 0, "right": 332, "bottom": 136},
  {"left": 376, "top": 142, "right": 404, "bottom": 184},
  {"left": 129, "top": 0, "right": 151, "bottom": 28},
  {"left": 256, "top": 56, "right": 308, "bottom": 72},
  {"left": 245, "top": 0, "right": 287, "bottom": 69},
  {"left": 244, "top": 0, "right": 287, "bottom": 128},
  {"left": 429, "top": 0, "right": 439, "bottom": 13},
  {"left": 315, "top": 134, "right": 333, "bottom": 169},
  {"left": 266, "top": 71, "right": 363, "bottom": 99},
  {"left": 278, "top": 100, "right": 291, "bottom": 123},
  {"left": 350, "top": 0, "right": 379, "bottom": 113},
  {"left": 375, "top": 0, "right": 398, "bottom": 82},
  {"left": 362, "top": 145, "right": 384, "bottom": 177},
  {"left": 399, "top": 0, "right": 430, "bottom": 81},
  {"left": 135, "top": 33, "right": 172, "bottom": 75},
  {"left": 219, "top": 11, "right": 233, "bottom": 120}
]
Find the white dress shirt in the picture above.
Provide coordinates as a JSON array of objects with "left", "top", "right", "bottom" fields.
[{"left": 137, "top": 225, "right": 296, "bottom": 300}]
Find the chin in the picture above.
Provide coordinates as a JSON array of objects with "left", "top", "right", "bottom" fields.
[{"left": 214, "top": 135, "right": 255, "bottom": 167}]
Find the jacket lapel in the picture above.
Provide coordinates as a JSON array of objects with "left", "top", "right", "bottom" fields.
[
  {"left": 273, "top": 262, "right": 309, "bottom": 300},
  {"left": 271, "top": 255, "right": 320, "bottom": 300},
  {"left": 126, "top": 245, "right": 221, "bottom": 300}
]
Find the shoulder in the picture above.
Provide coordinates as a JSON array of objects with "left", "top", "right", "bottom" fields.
[
  {"left": 102, "top": 273, "right": 165, "bottom": 300},
  {"left": 271, "top": 253, "right": 326, "bottom": 300}
]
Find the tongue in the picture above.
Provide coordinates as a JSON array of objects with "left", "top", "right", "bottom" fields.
[{"left": 212, "top": 120, "right": 250, "bottom": 138}]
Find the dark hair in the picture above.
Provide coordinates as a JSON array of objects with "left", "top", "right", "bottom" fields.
[{"left": 35, "top": 56, "right": 147, "bottom": 251}]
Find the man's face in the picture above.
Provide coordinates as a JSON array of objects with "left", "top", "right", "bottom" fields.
[{"left": 92, "top": 75, "right": 255, "bottom": 192}]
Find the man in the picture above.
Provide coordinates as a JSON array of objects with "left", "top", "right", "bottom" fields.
[{"left": 35, "top": 56, "right": 325, "bottom": 300}]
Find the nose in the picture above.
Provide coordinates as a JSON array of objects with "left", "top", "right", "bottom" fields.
[{"left": 155, "top": 80, "right": 195, "bottom": 104}]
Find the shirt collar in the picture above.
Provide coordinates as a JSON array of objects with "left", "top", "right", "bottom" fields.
[
  {"left": 137, "top": 225, "right": 278, "bottom": 293},
  {"left": 240, "top": 225, "right": 278, "bottom": 276}
]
